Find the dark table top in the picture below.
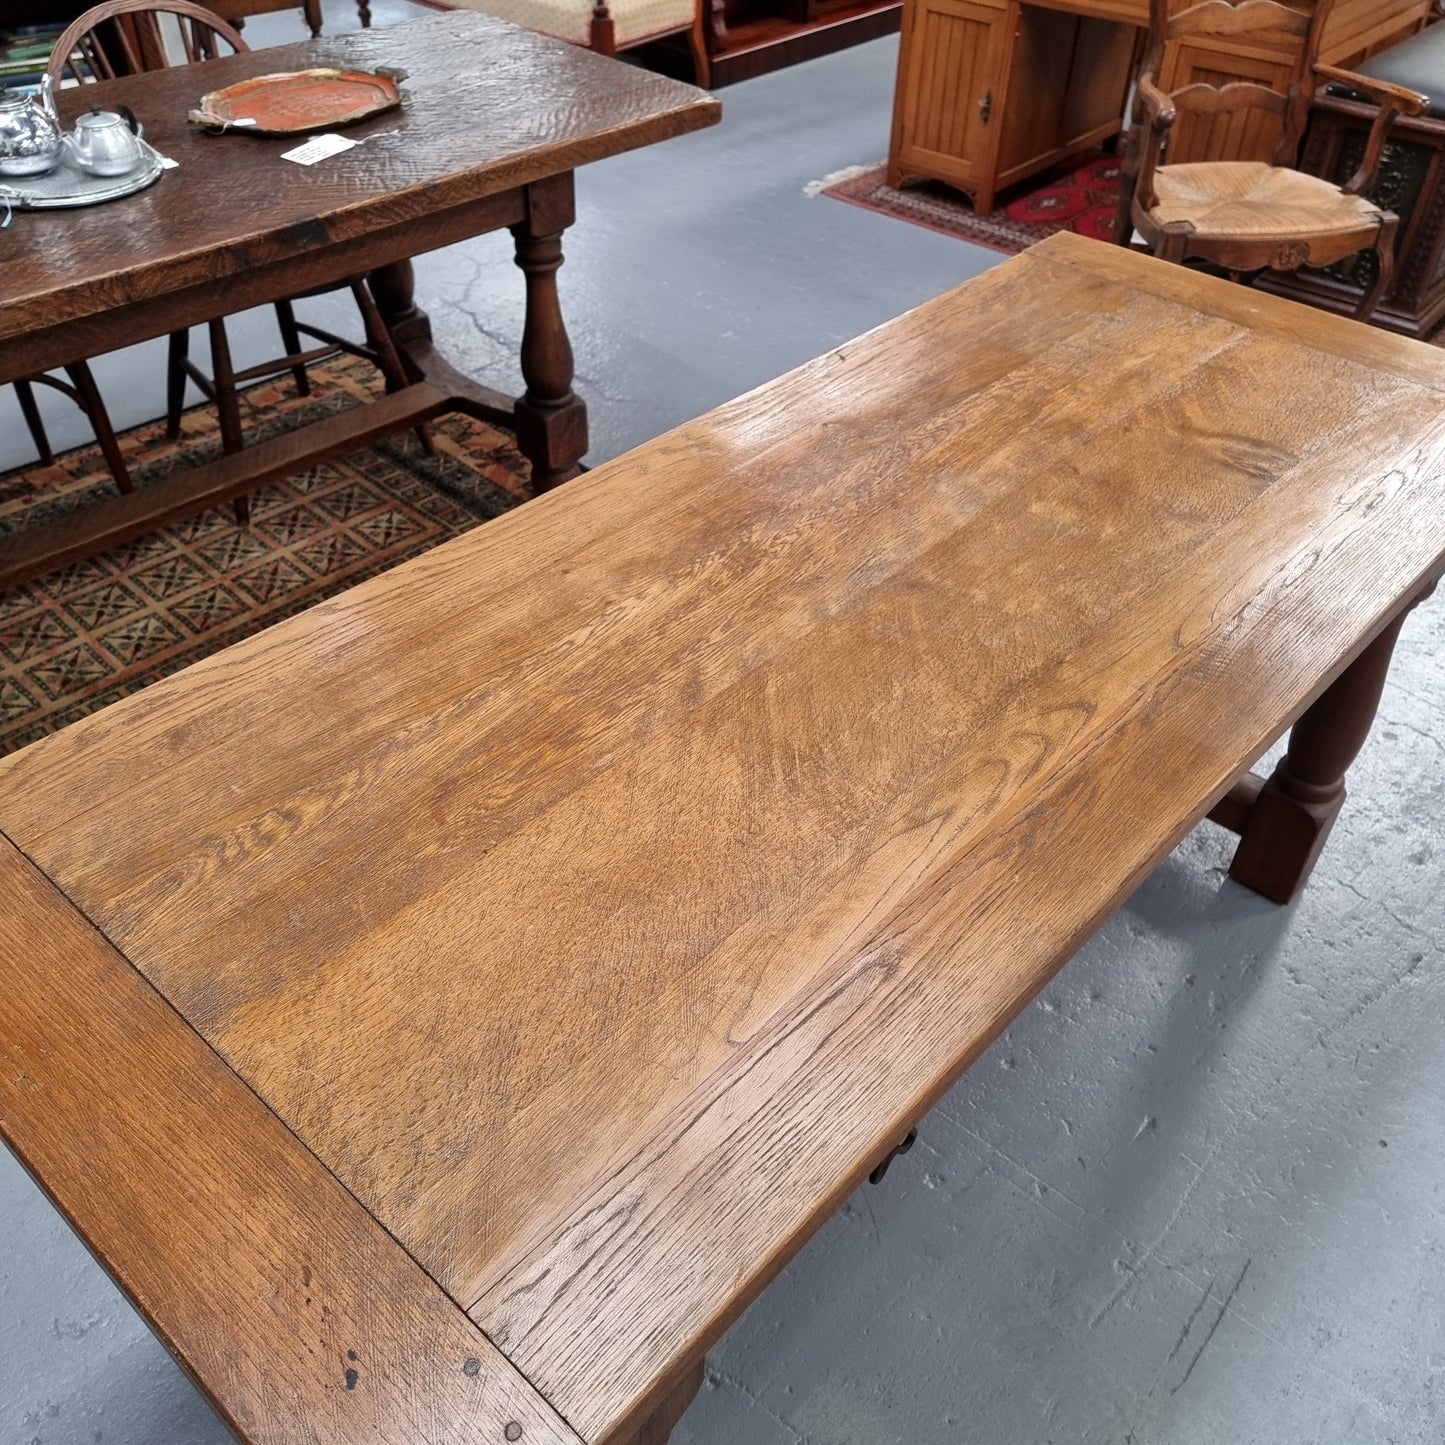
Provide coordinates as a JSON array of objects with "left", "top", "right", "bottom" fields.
[{"left": 1, "top": 10, "right": 719, "bottom": 347}]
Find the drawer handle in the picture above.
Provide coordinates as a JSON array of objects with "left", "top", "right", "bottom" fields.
[{"left": 979, "top": 89, "right": 992, "bottom": 124}]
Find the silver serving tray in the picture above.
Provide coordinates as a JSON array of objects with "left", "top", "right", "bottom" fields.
[{"left": 1, "top": 136, "right": 166, "bottom": 210}]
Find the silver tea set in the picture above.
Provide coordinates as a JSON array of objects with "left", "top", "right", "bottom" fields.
[{"left": 0, "top": 75, "right": 147, "bottom": 179}]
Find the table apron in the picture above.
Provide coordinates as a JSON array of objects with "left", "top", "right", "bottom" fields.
[{"left": 0, "top": 186, "right": 534, "bottom": 385}]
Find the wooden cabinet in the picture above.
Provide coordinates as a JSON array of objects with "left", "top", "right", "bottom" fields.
[
  {"left": 887, "top": 0, "right": 1435, "bottom": 214},
  {"left": 888, "top": 0, "right": 1135, "bottom": 211},
  {"left": 888, "top": 0, "right": 1012, "bottom": 202}
]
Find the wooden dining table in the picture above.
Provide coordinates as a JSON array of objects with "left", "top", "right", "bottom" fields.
[
  {"left": 0, "top": 10, "right": 719, "bottom": 591},
  {"left": 3, "top": 234, "right": 1444, "bottom": 1444}
]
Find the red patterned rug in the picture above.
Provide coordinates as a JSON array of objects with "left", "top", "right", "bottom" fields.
[
  {"left": 0, "top": 355, "right": 531, "bottom": 754},
  {"left": 820, "top": 154, "right": 1123, "bottom": 254}
]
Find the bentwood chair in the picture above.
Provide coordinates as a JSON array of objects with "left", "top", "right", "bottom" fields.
[
  {"left": 12, "top": 368, "right": 134, "bottom": 495},
  {"left": 46, "top": 0, "right": 425, "bottom": 524},
  {"left": 1113, "top": 0, "right": 1430, "bottom": 322}
]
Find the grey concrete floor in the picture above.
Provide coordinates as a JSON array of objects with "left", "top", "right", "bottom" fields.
[{"left": 4, "top": 5, "right": 1445, "bottom": 1444}]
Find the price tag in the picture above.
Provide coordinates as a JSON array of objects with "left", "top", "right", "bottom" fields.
[{"left": 280, "top": 133, "right": 361, "bottom": 166}]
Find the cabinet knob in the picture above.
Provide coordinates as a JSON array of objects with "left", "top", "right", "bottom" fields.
[{"left": 979, "top": 89, "right": 992, "bottom": 124}]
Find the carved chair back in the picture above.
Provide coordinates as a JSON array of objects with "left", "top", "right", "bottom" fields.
[
  {"left": 47, "top": 0, "right": 248, "bottom": 83},
  {"left": 1140, "top": 0, "right": 1337, "bottom": 167}
]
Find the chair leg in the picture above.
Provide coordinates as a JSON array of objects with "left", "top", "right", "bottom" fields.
[
  {"left": 351, "top": 279, "right": 435, "bottom": 455},
  {"left": 589, "top": 0, "right": 617, "bottom": 54},
  {"left": 14, "top": 380, "right": 54, "bottom": 465},
  {"left": 1356, "top": 215, "right": 1398, "bottom": 323},
  {"left": 273, "top": 299, "right": 312, "bottom": 398},
  {"left": 207, "top": 317, "right": 251, "bottom": 526},
  {"left": 207, "top": 318, "right": 245, "bottom": 455},
  {"left": 64, "top": 361, "right": 134, "bottom": 495},
  {"left": 1158, "top": 228, "right": 1189, "bottom": 265},
  {"left": 167, "top": 330, "right": 191, "bottom": 439},
  {"left": 1111, "top": 135, "right": 1139, "bottom": 249}
]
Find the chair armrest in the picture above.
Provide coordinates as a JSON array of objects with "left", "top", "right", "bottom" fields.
[
  {"left": 1314, "top": 63, "right": 1429, "bottom": 118},
  {"left": 1129, "top": 74, "right": 1176, "bottom": 212},
  {"left": 1121, "top": 72, "right": 1179, "bottom": 213},
  {"left": 1314, "top": 62, "right": 1430, "bottom": 197},
  {"left": 1136, "top": 74, "right": 1177, "bottom": 131}
]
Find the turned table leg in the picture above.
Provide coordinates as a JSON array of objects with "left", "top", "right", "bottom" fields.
[
  {"left": 511, "top": 174, "right": 588, "bottom": 493},
  {"left": 369, "top": 181, "right": 589, "bottom": 493},
  {"left": 367, "top": 258, "right": 428, "bottom": 357},
  {"left": 1225, "top": 585, "right": 1435, "bottom": 903}
]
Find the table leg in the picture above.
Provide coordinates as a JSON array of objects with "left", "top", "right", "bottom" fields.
[
  {"left": 367, "top": 259, "right": 428, "bottom": 356},
  {"left": 369, "top": 180, "right": 588, "bottom": 495},
  {"left": 1225, "top": 584, "right": 1436, "bottom": 903},
  {"left": 619, "top": 1358, "right": 705, "bottom": 1445},
  {"left": 511, "top": 174, "right": 588, "bottom": 493}
]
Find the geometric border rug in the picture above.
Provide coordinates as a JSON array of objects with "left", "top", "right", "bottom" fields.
[
  {"left": 818, "top": 153, "right": 1124, "bottom": 255},
  {"left": 0, "top": 354, "right": 531, "bottom": 753}
]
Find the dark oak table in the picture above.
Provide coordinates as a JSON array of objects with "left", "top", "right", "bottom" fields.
[
  {"left": 3, "top": 235, "right": 1444, "bottom": 1444},
  {"left": 0, "top": 10, "right": 719, "bottom": 590}
]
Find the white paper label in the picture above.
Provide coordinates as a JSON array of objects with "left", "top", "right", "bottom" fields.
[{"left": 280, "top": 133, "right": 360, "bottom": 166}]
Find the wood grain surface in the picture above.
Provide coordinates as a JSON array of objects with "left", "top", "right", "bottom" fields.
[
  {"left": 4, "top": 233, "right": 1445, "bottom": 1442},
  {"left": 0, "top": 10, "right": 719, "bottom": 354},
  {"left": 0, "top": 836, "right": 581, "bottom": 1445}
]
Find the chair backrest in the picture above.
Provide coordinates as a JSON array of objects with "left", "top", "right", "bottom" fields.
[
  {"left": 47, "top": 0, "right": 249, "bottom": 84},
  {"left": 1139, "top": 0, "right": 1337, "bottom": 166}
]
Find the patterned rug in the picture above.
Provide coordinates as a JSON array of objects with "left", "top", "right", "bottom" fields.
[
  {"left": 819, "top": 154, "right": 1124, "bottom": 254},
  {"left": 0, "top": 355, "right": 531, "bottom": 754}
]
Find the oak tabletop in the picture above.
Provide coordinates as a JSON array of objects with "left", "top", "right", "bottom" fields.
[
  {"left": 4, "top": 233, "right": 1445, "bottom": 1444},
  {"left": 0, "top": 10, "right": 720, "bottom": 345}
]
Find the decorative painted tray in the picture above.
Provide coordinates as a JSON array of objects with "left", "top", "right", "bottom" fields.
[
  {"left": 0, "top": 137, "right": 166, "bottom": 211},
  {"left": 187, "top": 68, "right": 403, "bottom": 135}
]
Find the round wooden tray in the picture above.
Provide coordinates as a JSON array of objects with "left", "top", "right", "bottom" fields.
[{"left": 187, "top": 68, "right": 403, "bottom": 136}]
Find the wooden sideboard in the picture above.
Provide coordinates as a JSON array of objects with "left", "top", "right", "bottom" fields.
[{"left": 887, "top": 0, "right": 1434, "bottom": 213}]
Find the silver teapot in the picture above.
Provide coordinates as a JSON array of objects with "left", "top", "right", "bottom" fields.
[
  {"left": 0, "top": 75, "right": 65, "bottom": 178},
  {"left": 68, "top": 104, "right": 145, "bottom": 177}
]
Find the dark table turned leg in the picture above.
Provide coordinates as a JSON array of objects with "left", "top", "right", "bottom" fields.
[
  {"left": 368, "top": 183, "right": 589, "bottom": 494},
  {"left": 1227, "top": 587, "right": 1434, "bottom": 903},
  {"left": 511, "top": 174, "right": 588, "bottom": 493},
  {"left": 368, "top": 259, "right": 429, "bottom": 356}
]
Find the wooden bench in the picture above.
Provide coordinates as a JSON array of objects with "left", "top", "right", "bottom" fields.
[{"left": 3, "top": 232, "right": 1444, "bottom": 1445}]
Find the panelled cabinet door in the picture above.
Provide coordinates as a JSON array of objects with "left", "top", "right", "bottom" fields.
[
  {"left": 888, "top": 0, "right": 1013, "bottom": 202},
  {"left": 1156, "top": 38, "right": 1298, "bottom": 165}
]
